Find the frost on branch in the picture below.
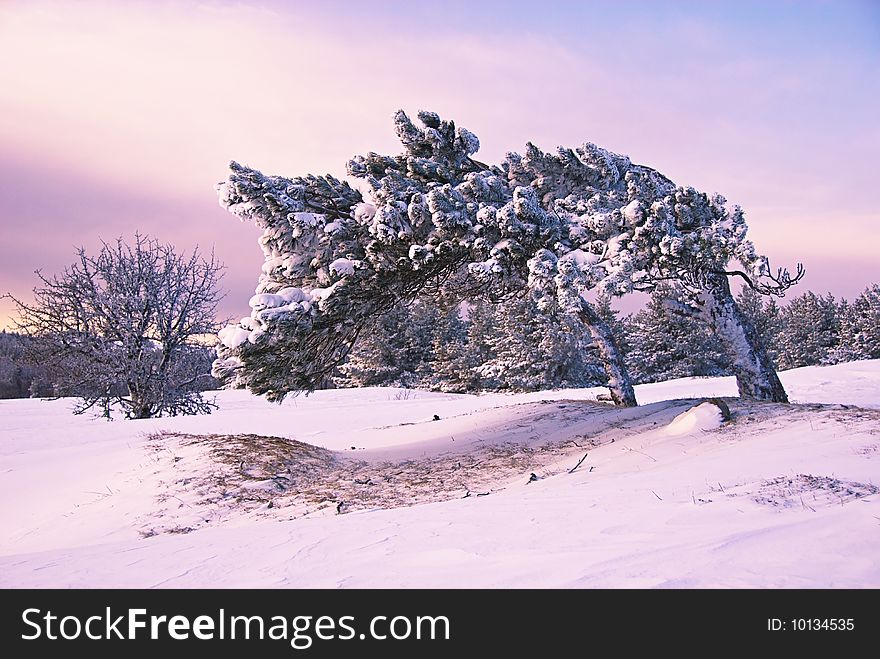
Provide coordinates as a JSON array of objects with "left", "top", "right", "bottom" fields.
[
  {"left": 8, "top": 235, "right": 224, "bottom": 419},
  {"left": 215, "top": 109, "right": 796, "bottom": 404},
  {"left": 212, "top": 113, "right": 491, "bottom": 400}
]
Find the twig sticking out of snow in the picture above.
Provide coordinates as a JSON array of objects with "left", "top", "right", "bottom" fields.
[
  {"left": 569, "top": 452, "right": 589, "bottom": 474},
  {"left": 623, "top": 446, "right": 657, "bottom": 462}
]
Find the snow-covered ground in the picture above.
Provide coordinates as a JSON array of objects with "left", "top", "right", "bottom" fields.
[{"left": 1, "top": 360, "right": 878, "bottom": 588}]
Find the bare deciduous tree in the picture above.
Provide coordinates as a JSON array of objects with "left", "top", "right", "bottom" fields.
[{"left": 4, "top": 235, "right": 225, "bottom": 419}]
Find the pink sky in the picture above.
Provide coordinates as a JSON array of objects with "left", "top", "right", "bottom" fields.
[{"left": 1, "top": 1, "right": 878, "bottom": 326}]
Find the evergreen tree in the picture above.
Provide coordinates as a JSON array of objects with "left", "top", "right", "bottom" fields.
[
  {"left": 472, "top": 294, "right": 602, "bottom": 391},
  {"left": 214, "top": 109, "right": 799, "bottom": 406},
  {"left": 464, "top": 300, "right": 496, "bottom": 378},
  {"left": 776, "top": 291, "right": 841, "bottom": 369},
  {"left": 399, "top": 300, "right": 440, "bottom": 387},
  {"left": 334, "top": 305, "right": 409, "bottom": 387},
  {"left": 735, "top": 286, "right": 782, "bottom": 365},
  {"left": 424, "top": 305, "right": 472, "bottom": 392},
  {"left": 335, "top": 300, "right": 439, "bottom": 388},
  {"left": 624, "top": 287, "right": 728, "bottom": 384},
  {"left": 593, "top": 292, "right": 631, "bottom": 357},
  {"left": 839, "top": 284, "right": 880, "bottom": 360},
  {"left": 336, "top": 282, "right": 878, "bottom": 394}
]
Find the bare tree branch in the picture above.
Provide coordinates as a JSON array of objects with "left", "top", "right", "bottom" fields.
[{"left": 4, "top": 236, "right": 224, "bottom": 419}]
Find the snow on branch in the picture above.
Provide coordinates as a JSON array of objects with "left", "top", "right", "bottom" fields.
[{"left": 214, "top": 109, "right": 801, "bottom": 401}]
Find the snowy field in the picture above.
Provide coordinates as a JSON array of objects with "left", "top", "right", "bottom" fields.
[{"left": 1, "top": 360, "right": 879, "bottom": 588}]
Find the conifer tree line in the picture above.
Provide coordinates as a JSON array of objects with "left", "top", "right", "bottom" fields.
[
  {"left": 2, "top": 282, "right": 876, "bottom": 399},
  {"left": 331, "top": 282, "right": 880, "bottom": 393}
]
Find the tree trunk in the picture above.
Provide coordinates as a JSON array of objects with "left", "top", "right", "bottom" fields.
[
  {"left": 699, "top": 274, "right": 788, "bottom": 403},
  {"left": 127, "top": 386, "right": 154, "bottom": 419},
  {"left": 578, "top": 299, "right": 638, "bottom": 407}
]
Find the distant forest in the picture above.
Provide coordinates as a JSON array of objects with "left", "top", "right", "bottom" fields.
[
  {"left": 2, "top": 283, "right": 877, "bottom": 399},
  {"left": 333, "top": 283, "right": 880, "bottom": 393},
  {"left": 0, "top": 335, "right": 217, "bottom": 400}
]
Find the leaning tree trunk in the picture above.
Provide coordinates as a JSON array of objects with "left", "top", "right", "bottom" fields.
[
  {"left": 699, "top": 274, "right": 788, "bottom": 403},
  {"left": 577, "top": 299, "right": 638, "bottom": 407}
]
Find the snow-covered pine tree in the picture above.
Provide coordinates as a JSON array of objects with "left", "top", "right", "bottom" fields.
[
  {"left": 494, "top": 142, "right": 800, "bottom": 402},
  {"left": 463, "top": 299, "right": 497, "bottom": 385},
  {"left": 776, "top": 291, "right": 841, "bottom": 369},
  {"left": 333, "top": 304, "right": 410, "bottom": 387},
  {"left": 398, "top": 300, "right": 441, "bottom": 387},
  {"left": 335, "top": 299, "right": 440, "bottom": 388},
  {"left": 830, "top": 298, "right": 866, "bottom": 364},
  {"left": 424, "top": 304, "right": 472, "bottom": 392},
  {"left": 624, "top": 286, "right": 728, "bottom": 384},
  {"left": 214, "top": 109, "right": 797, "bottom": 405},
  {"left": 840, "top": 284, "right": 880, "bottom": 360},
  {"left": 470, "top": 297, "right": 529, "bottom": 390},
  {"left": 592, "top": 291, "right": 630, "bottom": 357},
  {"left": 735, "top": 285, "right": 782, "bottom": 366},
  {"left": 472, "top": 293, "right": 602, "bottom": 391},
  {"left": 213, "top": 110, "right": 637, "bottom": 404}
]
